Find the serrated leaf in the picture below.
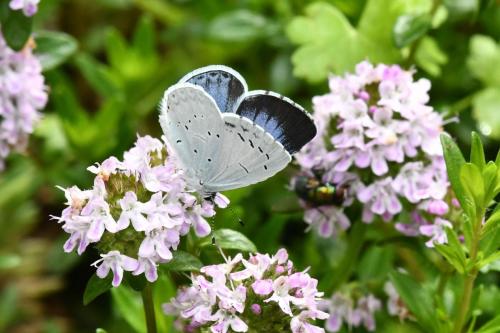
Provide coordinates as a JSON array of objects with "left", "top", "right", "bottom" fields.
[
  {"left": 83, "top": 274, "right": 113, "bottom": 306},
  {"left": 1, "top": 7, "right": 32, "bottom": 51},
  {"left": 34, "top": 31, "right": 78, "bottom": 71},
  {"left": 440, "top": 134, "right": 467, "bottom": 208},
  {"left": 160, "top": 250, "right": 202, "bottom": 272},
  {"left": 200, "top": 229, "right": 257, "bottom": 252},
  {"left": 393, "top": 13, "right": 431, "bottom": 48},
  {"left": 286, "top": 0, "right": 424, "bottom": 82},
  {"left": 389, "top": 271, "right": 439, "bottom": 332},
  {"left": 470, "top": 132, "right": 486, "bottom": 169}
]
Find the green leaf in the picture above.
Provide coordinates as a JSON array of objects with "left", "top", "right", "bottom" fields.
[
  {"left": 440, "top": 134, "right": 467, "bottom": 208},
  {"left": 0, "top": 6, "right": 33, "bottom": 51},
  {"left": 357, "top": 246, "right": 394, "bottom": 281},
  {"left": 0, "top": 254, "right": 21, "bottom": 270},
  {"left": 208, "top": 10, "right": 277, "bottom": 42},
  {"left": 467, "top": 35, "right": 500, "bottom": 87},
  {"left": 415, "top": 36, "right": 448, "bottom": 76},
  {"left": 74, "top": 53, "right": 121, "bottom": 97},
  {"left": 389, "top": 271, "right": 439, "bottom": 332},
  {"left": 96, "top": 329, "right": 108, "bottom": 333},
  {"left": 480, "top": 224, "right": 500, "bottom": 258},
  {"left": 460, "top": 163, "right": 485, "bottom": 215},
  {"left": 152, "top": 274, "right": 176, "bottom": 332},
  {"left": 475, "top": 313, "right": 500, "bottom": 333},
  {"left": 470, "top": 132, "right": 486, "bottom": 169},
  {"left": 200, "top": 229, "right": 257, "bottom": 252},
  {"left": 482, "top": 162, "right": 499, "bottom": 205},
  {"left": 472, "top": 87, "right": 500, "bottom": 139},
  {"left": 393, "top": 13, "right": 431, "bottom": 48},
  {"left": 111, "top": 285, "right": 146, "bottom": 333},
  {"left": 434, "top": 228, "right": 466, "bottom": 274},
  {"left": 132, "top": 15, "right": 156, "bottom": 58},
  {"left": 34, "top": 31, "right": 78, "bottom": 71},
  {"left": 160, "top": 250, "right": 203, "bottom": 272},
  {"left": 478, "top": 251, "right": 500, "bottom": 269},
  {"left": 83, "top": 274, "right": 113, "bottom": 306},
  {"left": 287, "top": 0, "right": 426, "bottom": 82}
]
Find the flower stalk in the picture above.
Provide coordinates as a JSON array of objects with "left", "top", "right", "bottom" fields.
[{"left": 142, "top": 284, "right": 157, "bottom": 333}]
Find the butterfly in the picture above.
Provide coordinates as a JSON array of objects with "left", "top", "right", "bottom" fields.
[{"left": 159, "top": 65, "right": 317, "bottom": 196}]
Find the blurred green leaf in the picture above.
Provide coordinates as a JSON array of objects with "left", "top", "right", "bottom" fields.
[
  {"left": 472, "top": 88, "right": 500, "bottom": 139},
  {"left": 0, "top": 286, "right": 18, "bottom": 331},
  {"left": 34, "top": 31, "right": 78, "bottom": 71},
  {"left": 153, "top": 274, "right": 176, "bottom": 332},
  {"left": 444, "top": 0, "right": 479, "bottom": 20},
  {"left": 159, "top": 250, "right": 202, "bottom": 272},
  {"left": 357, "top": 246, "right": 394, "bottom": 281},
  {"left": 0, "top": 254, "right": 21, "bottom": 270},
  {"left": 132, "top": 15, "right": 156, "bottom": 58},
  {"left": 96, "top": 329, "right": 108, "bottom": 333},
  {"left": 83, "top": 274, "right": 113, "bottom": 306},
  {"left": 467, "top": 35, "right": 500, "bottom": 87},
  {"left": 208, "top": 10, "right": 278, "bottom": 42},
  {"left": 415, "top": 36, "right": 448, "bottom": 76},
  {"left": 34, "top": 114, "right": 69, "bottom": 153},
  {"left": 200, "top": 229, "right": 257, "bottom": 252},
  {"left": 0, "top": 3, "right": 33, "bottom": 51},
  {"left": 111, "top": 285, "right": 146, "bottom": 333},
  {"left": 74, "top": 53, "right": 121, "bottom": 97},
  {"left": 476, "top": 313, "right": 500, "bottom": 333},
  {"left": 393, "top": 13, "right": 431, "bottom": 48},
  {"left": 390, "top": 271, "right": 440, "bottom": 332}
]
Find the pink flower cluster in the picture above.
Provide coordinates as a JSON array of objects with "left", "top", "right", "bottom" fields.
[
  {"left": 9, "top": 0, "right": 40, "bottom": 16},
  {"left": 164, "top": 248, "right": 328, "bottom": 333},
  {"left": 320, "top": 292, "right": 381, "bottom": 332},
  {"left": 0, "top": 33, "right": 47, "bottom": 170},
  {"left": 295, "top": 61, "right": 454, "bottom": 246},
  {"left": 53, "top": 135, "right": 228, "bottom": 286}
]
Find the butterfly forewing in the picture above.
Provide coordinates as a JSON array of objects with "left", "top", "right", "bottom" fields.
[
  {"left": 235, "top": 91, "right": 317, "bottom": 154},
  {"left": 179, "top": 65, "right": 247, "bottom": 114}
]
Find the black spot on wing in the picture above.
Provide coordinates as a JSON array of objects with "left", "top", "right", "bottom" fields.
[
  {"left": 239, "top": 163, "right": 249, "bottom": 174},
  {"left": 235, "top": 94, "right": 317, "bottom": 154},
  {"left": 185, "top": 69, "right": 245, "bottom": 113}
]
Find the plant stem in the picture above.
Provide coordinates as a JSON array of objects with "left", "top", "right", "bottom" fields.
[
  {"left": 142, "top": 284, "right": 157, "bottom": 333},
  {"left": 452, "top": 217, "right": 482, "bottom": 333},
  {"left": 328, "top": 221, "right": 368, "bottom": 292}
]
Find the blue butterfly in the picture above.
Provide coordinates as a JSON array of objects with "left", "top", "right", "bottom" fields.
[{"left": 159, "top": 65, "right": 316, "bottom": 194}]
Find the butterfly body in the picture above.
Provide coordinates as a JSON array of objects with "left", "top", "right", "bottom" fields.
[{"left": 160, "top": 65, "right": 316, "bottom": 195}]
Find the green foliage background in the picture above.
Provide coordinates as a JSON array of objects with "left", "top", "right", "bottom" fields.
[{"left": 0, "top": 0, "right": 499, "bottom": 332}]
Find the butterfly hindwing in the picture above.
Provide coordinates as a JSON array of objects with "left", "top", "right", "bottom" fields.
[
  {"left": 179, "top": 65, "right": 247, "bottom": 114},
  {"left": 235, "top": 91, "right": 317, "bottom": 154}
]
